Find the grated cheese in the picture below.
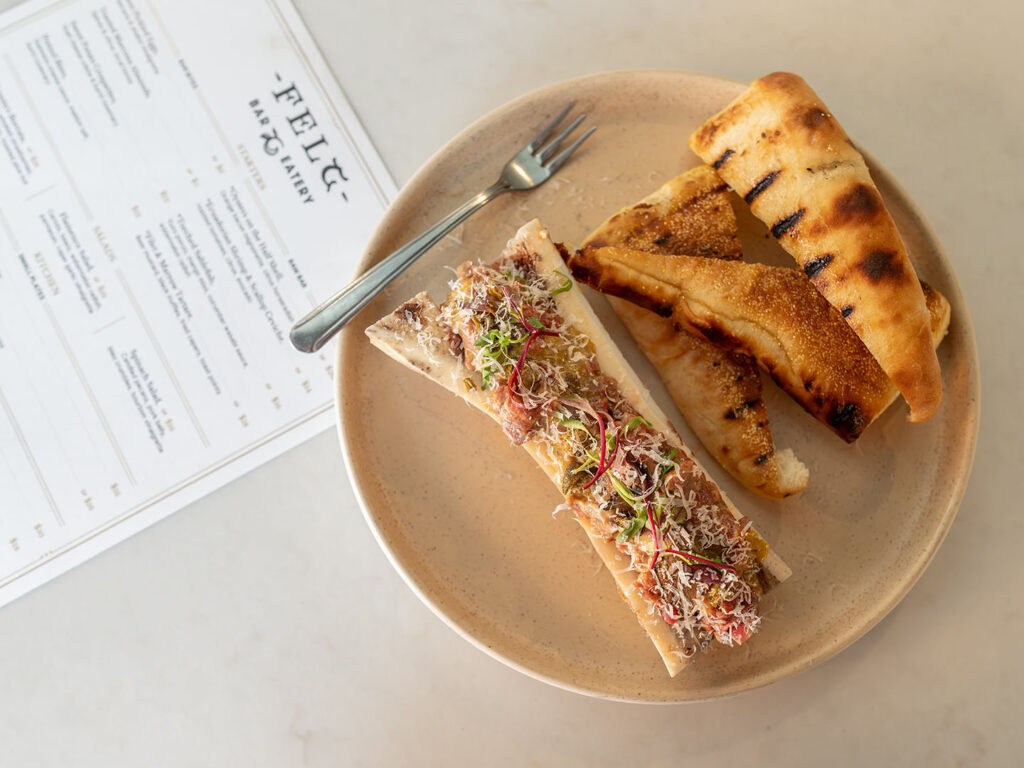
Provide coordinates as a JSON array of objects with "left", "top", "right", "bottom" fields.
[{"left": 435, "top": 243, "right": 771, "bottom": 654}]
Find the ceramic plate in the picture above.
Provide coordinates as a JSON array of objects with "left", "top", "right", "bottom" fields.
[{"left": 335, "top": 71, "right": 979, "bottom": 702}]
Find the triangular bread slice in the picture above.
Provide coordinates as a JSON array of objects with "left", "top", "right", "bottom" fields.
[
  {"left": 568, "top": 245, "right": 950, "bottom": 441},
  {"left": 367, "top": 220, "right": 790, "bottom": 676},
  {"left": 582, "top": 166, "right": 808, "bottom": 498},
  {"left": 689, "top": 72, "right": 942, "bottom": 422}
]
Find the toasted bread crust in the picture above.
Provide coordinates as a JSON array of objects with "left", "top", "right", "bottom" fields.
[
  {"left": 569, "top": 245, "right": 949, "bottom": 441},
  {"left": 582, "top": 167, "right": 807, "bottom": 497},
  {"left": 584, "top": 166, "right": 742, "bottom": 260},
  {"left": 615, "top": 299, "right": 808, "bottom": 494},
  {"left": 688, "top": 72, "right": 942, "bottom": 422}
]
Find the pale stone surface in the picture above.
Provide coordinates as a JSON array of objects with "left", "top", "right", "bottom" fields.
[{"left": 0, "top": 0, "right": 1019, "bottom": 765}]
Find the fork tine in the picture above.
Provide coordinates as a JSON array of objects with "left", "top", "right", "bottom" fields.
[
  {"left": 526, "top": 102, "right": 574, "bottom": 153},
  {"left": 536, "top": 113, "right": 587, "bottom": 163},
  {"left": 544, "top": 125, "right": 596, "bottom": 172}
]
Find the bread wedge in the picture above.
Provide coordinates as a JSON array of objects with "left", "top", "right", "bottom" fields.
[
  {"left": 689, "top": 72, "right": 942, "bottom": 422},
  {"left": 367, "top": 220, "right": 790, "bottom": 676},
  {"left": 568, "top": 245, "right": 950, "bottom": 441},
  {"left": 582, "top": 166, "right": 808, "bottom": 498}
]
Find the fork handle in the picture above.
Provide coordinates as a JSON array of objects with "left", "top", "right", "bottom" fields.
[{"left": 290, "top": 180, "right": 510, "bottom": 353}]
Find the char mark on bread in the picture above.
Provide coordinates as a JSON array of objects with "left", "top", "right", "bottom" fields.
[
  {"left": 771, "top": 209, "right": 805, "bottom": 239},
  {"left": 827, "top": 402, "right": 867, "bottom": 440},
  {"left": 796, "top": 105, "right": 831, "bottom": 130},
  {"left": 744, "top": 170, "right": 780, "bottom": 204},
  {"left": 713, "top": 149, "right": 735, "bottom": 169},
  {"left": 830, "top": 183, "right": 883, "bottom": 226},
  {"left": 858, "top": 250, "right": 906, "bottom": 284},
  {"left": 803, "top": 253, "right": 834, "bottom": 279}
]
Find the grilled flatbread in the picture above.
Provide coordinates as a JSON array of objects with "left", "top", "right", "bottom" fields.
[
  {"left": 568, "top": 245, "right": 950, "bottom": 441},
  {"left": 367, "top": 220, "right": 790, "bottom": 676},
  {"left": 582, "top": 166, "right": 808, "bottom": 498},
  {"left": 689, "top": 72, "right": 942, "bottom": 422}
]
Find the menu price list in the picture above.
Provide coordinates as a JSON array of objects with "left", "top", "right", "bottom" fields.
[{"left": 0, "top": 0, "right": 394, "bottom": 602}]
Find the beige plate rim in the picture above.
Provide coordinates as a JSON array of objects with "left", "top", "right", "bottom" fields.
[{"left": 334, "top": 69, "right": 980, "bottom": 703}]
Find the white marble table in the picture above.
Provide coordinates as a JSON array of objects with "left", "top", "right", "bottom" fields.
[{"left": 1, "top": 0, "right": 1020, "bottom": 764}]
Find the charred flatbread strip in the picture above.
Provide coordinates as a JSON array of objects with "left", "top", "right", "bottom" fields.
[
  {"left": 583, "top": 166, "right": 808, "bottom": 498},
  {"left": 568, "top": 245, "right": 950, "bottom": 441},
  {"left": 689, "top": 72, "right": 942, "bottom": 422},
  {"left": 367, "top": 220, "right": 790, "bottom": 676}
]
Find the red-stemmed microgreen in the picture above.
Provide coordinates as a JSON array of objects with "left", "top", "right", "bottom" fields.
[
  {"left": 558, "top": 388, "right": 731, "bottom": 581},
  {"left": 605, "top": 451, "right": 735, "bottom": 576},
  {"left": 560, "top": 398, "right": 619, "bottom": 489},
  {"left": 661, "top": 548, "right": 737, "bottom": 575},
  {"left": 646, "top": 498, "right": 665, "bottom": 566},
  {"left": 503, "top": 289, "right": 559, "bottom": 398}
]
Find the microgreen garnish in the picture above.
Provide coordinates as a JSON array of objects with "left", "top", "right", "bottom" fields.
[
  {"left": 473, "top": 327, "right": 520, "bottom": 389},
  {"left": 573, "top": 454, "right": 598, "bottom": 474},
  {"left": 608, "top": 475, "right": 649, "bottom": 545},
  {"left": 560, "top": 399, "right": 619, "bottom": 489},
  {"left": 608, "top": 464, "right": 732, "bottom": 574},
  {"left": 471, "top": 286, "right": 559, "bottom": 392},
  {"left": 662, "top": 548, "right": 737, "bottom": 575},
  {"left": 502, "top": 270, "right": 526, "bottom": 284},
  {"left": 616, "top": 516, "right": 646, "bottom": 543},
  {"left": 559, "top": 416, "right": 589, "bottom": 433},
  {"left": 550, "top": 270, "right": 573, "bottom": 295},
  {"left": 645, "top": 498, "right": 665, "bottom": 565},
  {"left": 587, "top": 416, "right": 617, "bottom": 489},
  {"left": 608, "top": 474, "right": 641, "bottom": 511},
  {"left": 656, "top": 449, "right": 678, "bottom": 485},
  {"left": 623, "top": 416, "right": 651, "bottom": 433},
  {"left": 503, "top": 290, "right": 559, "bottom": 398},
  {"left": 602, "top": 415, "right": 651, "bottom": 457}
]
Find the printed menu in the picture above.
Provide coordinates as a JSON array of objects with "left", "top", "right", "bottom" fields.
[{"left": 0, "top": 0, "right": 395, "bottom": 606}]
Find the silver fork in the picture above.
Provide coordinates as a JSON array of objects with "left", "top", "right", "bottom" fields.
[{"left": 289, "top": 104, "right": 595, "bottom": 353}]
